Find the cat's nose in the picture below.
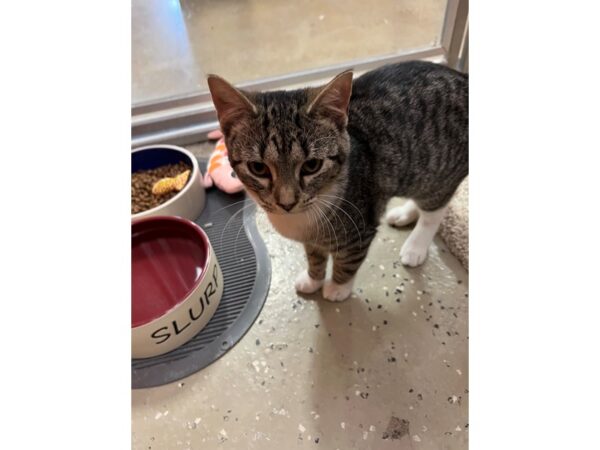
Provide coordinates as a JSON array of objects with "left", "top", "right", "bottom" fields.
[{"left": 277, "top": 201, "right": 297, "bottom": 212}]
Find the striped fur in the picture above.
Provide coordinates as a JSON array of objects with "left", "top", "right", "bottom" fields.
[{"left": 208, "top": 61, "right": 468, "bottom": 285}]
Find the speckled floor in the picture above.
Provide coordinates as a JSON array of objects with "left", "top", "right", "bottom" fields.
[{"left": 131, "top": 143, "right": 469, "bottom": 449}]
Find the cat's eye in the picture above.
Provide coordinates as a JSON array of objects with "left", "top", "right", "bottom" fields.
[
  {"left": 301, "top": 159, "right": 323, "bottom": 175},
  {"left": 247, "top": 161, "right": 271, "bottom": 178}
]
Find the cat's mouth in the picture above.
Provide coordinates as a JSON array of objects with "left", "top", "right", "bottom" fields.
[
  {"left": 251, "top": 194, "right": 315, "bottom": 215},
  {"left": 268, "top": 201, "right": 313, "bottom": 215},
  {"left": 271, "top": 207, "right": 304, "bottom": 215}
]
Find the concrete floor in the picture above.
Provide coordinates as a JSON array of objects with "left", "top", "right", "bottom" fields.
[
  {"left": 132, "top": 0, "right": 446, "bottom": 104},
  {"left": 132, "top": 142, "right": 469, "bottom": 449}
]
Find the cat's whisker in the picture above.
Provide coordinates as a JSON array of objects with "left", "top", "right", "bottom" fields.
[
  {"left": 252, "top": 197, "right": 274, "bottom": 213},
  {"left": 304, "top": 205, "right": 316, "bottom": 240},
  {"left": 317, "top": 199, "right": 348, "bottom": 242},
  {"left": 315, "top": 203, "right": 333, "bottom": 246},
  {"left": 310, "top": 208, "right": 329, "bottom": 246},
  {"left": 310, "top": 203, "right": 330, "bottom": 247},
  {"left": 219, "top": 203, "right": 255, "bottom": 252},
  {"left": 314, "top": 206, "right": 325, "bottom": 244},
  {"left": 305, "top": 207, "right": 318, "bottom": 244},
  {"left": 319, "top": 194, "right": 366, "bottom": 232},
  {"left": 315, "top": 202, "right": 339, "bottom": 255},
  {"left": 319, "top": 198, "right": 363, "bottom": 248},
  {"left": 233, "top": 204, "right": 257, "bottom": 265},
  {"left": 208, "top": 199, "right": 248, "bottom": 218},
  {"left": 319, "top": 198, "right": 363, "bottom": 250}
]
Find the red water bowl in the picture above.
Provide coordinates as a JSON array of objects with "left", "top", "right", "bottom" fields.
[{"left": 132, "top": 216, "right": 223, "bottom": 359}]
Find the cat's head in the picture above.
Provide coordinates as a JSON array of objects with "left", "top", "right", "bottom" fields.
[{"left": 207, "top": 71, "right": 353, "bottom": 214}]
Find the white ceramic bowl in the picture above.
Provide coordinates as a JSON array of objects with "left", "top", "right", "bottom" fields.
[
  {"left": 132, "top": 216, "right": 224, "bottom": 359},
  {"left": 132, "top": 145, "right": 205, "bottom": 221}
]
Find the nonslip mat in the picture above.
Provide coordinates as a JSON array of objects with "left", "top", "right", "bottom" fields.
[{"left": 132, "top": 160, "right": 270, "bottom": 389}]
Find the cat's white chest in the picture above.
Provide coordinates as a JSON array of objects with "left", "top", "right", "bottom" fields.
[{"left": 267, "top": 212, "right": 312, "bottom": 242}]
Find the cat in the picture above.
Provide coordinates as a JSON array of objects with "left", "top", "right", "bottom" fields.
[{"left": 207, "top": 61, "right": 468, "bottom": 301}]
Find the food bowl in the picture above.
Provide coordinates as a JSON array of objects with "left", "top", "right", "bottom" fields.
[
  {"left": 132, "top": 216, "right": 223, "bottom": 359},
  {"left": 132, "top": 145, "right": 205, "bottom": 221}
]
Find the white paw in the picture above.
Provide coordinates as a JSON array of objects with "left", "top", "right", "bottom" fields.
[
  {"left": 294, "top": 270, "right": 324, "bottom": 294},
  {"left": 322, "top": 279, "right": 354, "bottom": 302},
  {"left": 386, "top": 201, "right": 418, "bottom": 227},
  {"left": 400, "top": 240, "right": 429, "bottom": 267}
]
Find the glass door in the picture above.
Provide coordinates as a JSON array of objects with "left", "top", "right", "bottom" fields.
[{"left": 132, "top": 0, "right": 468, "bottom": 146}]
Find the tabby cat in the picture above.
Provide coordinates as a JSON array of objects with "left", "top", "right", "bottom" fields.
[{"left": 207, "top": 61, "right": 468, "bottom": 301}]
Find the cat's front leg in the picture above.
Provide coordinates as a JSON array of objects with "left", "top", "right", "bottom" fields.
[
  {"left": 400, "top": 204, "right": 447, "bottom": 267},
  {"left": 295, "top": 244, "right": 328, "bottom": 294},
  {"left": 322, "top": 245, "right": 370, "bottom": 302}
]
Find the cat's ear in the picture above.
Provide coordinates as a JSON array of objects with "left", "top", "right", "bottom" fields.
[
  {"left": 307, "top": 70, "right": 353, "bottom": 127},
  {"left": 207, "top": 75, "right": 257, "bottom": 134}
]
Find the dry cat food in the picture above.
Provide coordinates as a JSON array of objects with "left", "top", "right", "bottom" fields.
[{"left": 131, "top": 161, "right": 192, "bottom": 214}]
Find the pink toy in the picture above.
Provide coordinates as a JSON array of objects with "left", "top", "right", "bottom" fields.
[
  {"left": 203, "top": 130, "right": 244, "bottom": 194},
  {"left": 207, "top": 129, "right": 223, "bottom": 140}
]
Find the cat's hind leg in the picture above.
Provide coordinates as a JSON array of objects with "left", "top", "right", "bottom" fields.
[
  {"left": 385, "top": 199, "right": 419, "bottom": 227},
  {"left": 400, "top": 203, "right": 447, "bottom": 267}
]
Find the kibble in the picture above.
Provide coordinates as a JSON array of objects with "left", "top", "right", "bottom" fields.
[{"left": 131, "top": 162, "right": 191, "bottom": 214}]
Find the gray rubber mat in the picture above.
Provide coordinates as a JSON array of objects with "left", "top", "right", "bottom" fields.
[{"left": 132, "top": 160, "right": 270, "bottom": 389}]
